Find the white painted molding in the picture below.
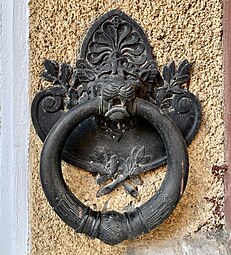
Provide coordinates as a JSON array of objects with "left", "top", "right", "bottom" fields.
[{"left": 0, "top": 0, "right": 29, "bottom": 254}]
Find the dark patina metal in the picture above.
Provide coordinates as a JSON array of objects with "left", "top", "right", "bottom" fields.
[{"left": 31, "top": 9, "right": 201, "bottom": 244}]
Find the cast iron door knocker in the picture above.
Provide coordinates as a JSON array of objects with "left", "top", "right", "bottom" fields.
[{"left": 31, "top": 10, "right": 201, "bottom": 245}]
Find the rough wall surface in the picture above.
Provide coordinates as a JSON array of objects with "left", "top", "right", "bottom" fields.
[
  {"left": 127, "top": 232, "right": 228, "bottom": 255},
  {"left": 29, "top": 0, "right": 225, "bottom": 254}
]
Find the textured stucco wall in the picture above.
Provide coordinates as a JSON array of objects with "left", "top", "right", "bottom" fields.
[{"left": 29, "top": 0, "right": 225, "bottom": 254}]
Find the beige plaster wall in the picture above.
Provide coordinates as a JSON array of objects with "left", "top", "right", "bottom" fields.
[{"left": 29, "top": 0, "right": 224, "bottom": 254}]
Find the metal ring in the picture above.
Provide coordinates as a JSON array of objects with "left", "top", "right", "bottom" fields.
[{"left": 40, "top": 97, "right": 189, "bottom": 245}]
